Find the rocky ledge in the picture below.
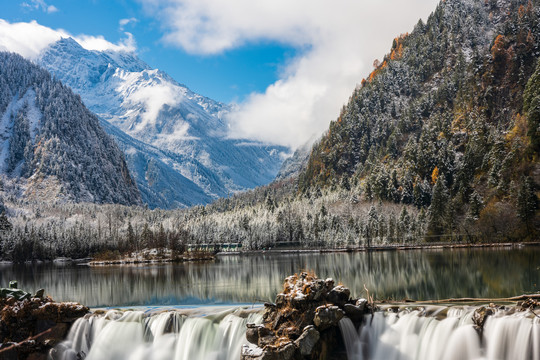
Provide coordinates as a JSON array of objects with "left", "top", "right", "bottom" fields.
[
  {"left": 242, "top": 272, "right": 371, "bottom": 360},
  {"left": 0, "top": 289, "right": 89, "bottom": 360}
]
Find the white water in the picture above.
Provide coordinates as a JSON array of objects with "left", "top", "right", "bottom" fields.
[
  {"left": 339, "top": 305, "right": 540, "bottom": 360},
  {"left": 49, "top": 307, "right": 263, "bottom": 360}
]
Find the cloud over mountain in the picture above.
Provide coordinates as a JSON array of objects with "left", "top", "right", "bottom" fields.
[
  {"left": 0, "top": 19, "right": 135, "bottom": 59},
  {"left": 141, "top": 0, "right": 439, "bottom": 148}
]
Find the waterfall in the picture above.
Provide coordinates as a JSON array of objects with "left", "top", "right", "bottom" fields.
[
  {"left": 49, "top": 307, "right": 263, "bottom": 360},
  {"left": 339, "top": 305, "right": 540, "bottom": 360}
]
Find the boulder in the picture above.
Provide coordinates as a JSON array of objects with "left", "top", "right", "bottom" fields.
[
  {"left": 356, "top": 298, "right": 368, "bottom": 312},
  {"left": 327, "top": 285, "right": 350, "bottom": 307},
  {"left": 324, "top": 278, "right": 335, "bottom": 292},
  {"left": 343, "top": 304, "right": 364, "bottom": 323},
  {"left": 258, "top": 333, "right": 278, "bottom": 348},
  {"left": 313, "top": 306, "right": 344, "bottom": 331},
  {"left": 294, "top": 326, "right": 320, "bottom": 356},
  {"left": 0, "top": 295, "right": 88, "bottom": 360},
  {"left": 241, "top": 342, "right": 296, "bottom": 360},
  {"left": 246, "top": 323, "right": 277, "bottom": 347},
  {"left": 472, "top": 306, "right": 495, "bottom": 331},
  {"left": 241, "top": 344, "right": 264, "bottom": 360},
  {"left": 246, "top": 324, "right": 263, "bottom": 345}
]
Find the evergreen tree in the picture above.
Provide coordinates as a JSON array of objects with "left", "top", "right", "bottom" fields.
[
  {"left": 427, "top": 177, "right": 449, "bottom": 237},
  {"left": 0, "top": 212, "right": 13, "bottom": 232},
  {"left": 127, "top": 221, "right": 136, "bottom": 250},
  {"left": 141, "top": 223, "right": 153, "bottom": 249},
  {"left": 468, "top": 191, "right": 483, "bottom": 220},
  {"left": 524, "top": 59, "right": 540, "bottom": 152},
  {"left": 517, "top": 176, "right": 538, "bottom": 231}
]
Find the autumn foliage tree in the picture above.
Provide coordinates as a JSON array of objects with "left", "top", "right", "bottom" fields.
[{"left": 491, "top": 35, "right": 509, "bottom": 79}]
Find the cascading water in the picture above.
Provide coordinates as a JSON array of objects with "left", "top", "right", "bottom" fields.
[
  {"left": 49, "top": 307, "right": 263, "bottom": 360},
  {"left": 339, "top": 305, "right": 540, "bottom": 360}
]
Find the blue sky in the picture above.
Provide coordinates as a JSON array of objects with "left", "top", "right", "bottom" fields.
[
  {"left": 1, "top": 0, "right": 298, "bottom": 103},
  {"left": 0, "top": 0, "right": 439, "bottom": 148}
]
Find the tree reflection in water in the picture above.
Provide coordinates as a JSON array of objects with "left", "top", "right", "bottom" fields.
[{"left": 0, "top": 248, "right": 538, "bottom": 307}]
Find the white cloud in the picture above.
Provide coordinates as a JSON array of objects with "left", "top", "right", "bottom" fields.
[
  {"left": 128, "top": 83, "right": 181, "bottom": 132},
  {"left": 76, "top": 32, "right": 136, "bottom": 52},
  {"left": 0, "top": 19, "right": 136, "bottom": 59},
  {"left": 0, "top": 20, "right": 68, "bottom": 58},
  {"left": 22, "top": 0, "right": 58, "bottom": 14},
  {"left": 141, "top": 0, "right": 439, "bottom": 148},
  {"left": 119, "top": 17, "right": 138, "bottom": 31}
]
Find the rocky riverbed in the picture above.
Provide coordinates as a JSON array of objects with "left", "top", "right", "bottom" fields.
[{"left": 0, "top": 292, "right": 89, "bottom": 360}]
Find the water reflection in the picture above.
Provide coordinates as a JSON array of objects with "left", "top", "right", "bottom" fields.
[{"left": 1, "top": 248, "right": 539, "bottom": 307}]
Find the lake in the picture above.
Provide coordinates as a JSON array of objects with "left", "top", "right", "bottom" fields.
[{"left": 1, "top": 247, "right": 539, "bottom": 307}]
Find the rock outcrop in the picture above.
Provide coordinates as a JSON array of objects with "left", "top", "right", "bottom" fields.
[
  {"left": 0, "top": 291, "right": 89, "bottom": 360},
  {"left": 242, "top": 272, "right": 371, "bottom": 360}
]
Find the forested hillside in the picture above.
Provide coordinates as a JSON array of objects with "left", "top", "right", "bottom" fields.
[
  {"left": 300, "top": 0, "right": 540, "bottom": 239},
  {"left": 0, "top": 52, "right": 141, "bottom": 206}
]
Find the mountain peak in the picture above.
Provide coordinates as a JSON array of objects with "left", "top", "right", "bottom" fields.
[
  {"left": 41, "top": 38, "right": 149, "bottom": 80},
  {"left": 38, "top": 38, "right": 287, "bottom": 209},
  {"left": 53, "top": 37, "right": 80, "bottom": 49}
]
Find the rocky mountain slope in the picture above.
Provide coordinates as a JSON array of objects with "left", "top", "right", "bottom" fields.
[
  {"left": 275, "top": 142, "right": 311, "bottom": 181},
  {"left": 38, "top": 38, "right": 287, "bottom": 208},
  {"left": 0, "top": 52, "right": 141, "bottom": 205}
]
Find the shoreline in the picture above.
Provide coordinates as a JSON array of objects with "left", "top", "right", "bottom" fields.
[
  {"left": 1, "top": 241, "right": 539, "bottom": 266},
  {"left": 88, "top": 254, "right": 215, "bottom": 266},
  {"left": 216, "top": 240, "right": 540, "bottom": 256},
  {"left": 81, "top": 241, "right": 540, "bottom": 265}
]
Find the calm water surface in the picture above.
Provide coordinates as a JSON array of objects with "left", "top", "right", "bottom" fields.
[{"left": 1, "top": 248, "right": 539, "bottom": 307}]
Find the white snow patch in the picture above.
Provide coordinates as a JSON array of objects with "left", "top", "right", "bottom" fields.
[
  {"left": 0, "top": 100, "right": 16, "bottom": 173},
  {"left": 0, "top": 89, "right": 41, "bottom": 173},
  {"left": 125, "top": 146, "right": 138, "bottom": 156},
  {"left": 25, "top": 90, "right": 42, "bottom": 143},
  {"left": 235, "top": 141, "right": 265, "bottom": 147}
]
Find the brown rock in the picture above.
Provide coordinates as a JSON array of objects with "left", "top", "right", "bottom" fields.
[
  {"left": 276, "top": 294, "right": 288, "bottom": 307},
  {"left": 327, "top": 285, "right": 350, "bottom": 307},
  {"left": 241, "top": 342, "right": 297, "bottom": 360},
  {"left": 252, "top": 273, "right": 354, "bottom": 359},
  {"left": 355, "top": 298, "right": 368, "bottom": 312},
  {"left": 282, "top": 326, "right": 302, "bottom": 340},
  {"left": 0, "top": 297, "right": 88, "bottom": 360},
  {"left": 325, "top": 278, "right": 334, "bottom": 288},
  {"left": 294, "top": 325, "right": 320, "bottom": 356},
  {"left": 343, "top": 304, "right": 365, "bottom": 323},
  {"left": 472, "top": 306, "right": 495, "bottom": 331},
  {"left": 313, "top": 306, "right": 344, "bottom": 331},
  {"left": 241, "top": 344, "right": 264, "bottom": 360},
  {"left": 32, "top": 323, "right": 67, "bottom": 345},
  {"left": 258, "top": 334, "right": 278, "bottom": 347},
  {"left": 309, "top": 280, "right": 325, "bottom": 301},
  {"left": 246, "top": 323, "right": 263, "bottom": 345}
]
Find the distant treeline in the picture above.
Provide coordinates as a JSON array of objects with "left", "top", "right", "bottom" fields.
[{"left": 0, "top": 176, "right": 536, "bottom": 263}]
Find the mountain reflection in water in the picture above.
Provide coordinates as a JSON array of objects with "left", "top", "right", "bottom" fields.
[{"left": 1, "top": 248, "right": 538, "bottom": 307}]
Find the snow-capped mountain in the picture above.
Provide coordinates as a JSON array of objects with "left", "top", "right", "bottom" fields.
[
  {"left": 0, "top": 52, "right": 141, "bottom": 205},
  {"left": 38, "top": 38, "right": 287, "bottom": 208}
]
